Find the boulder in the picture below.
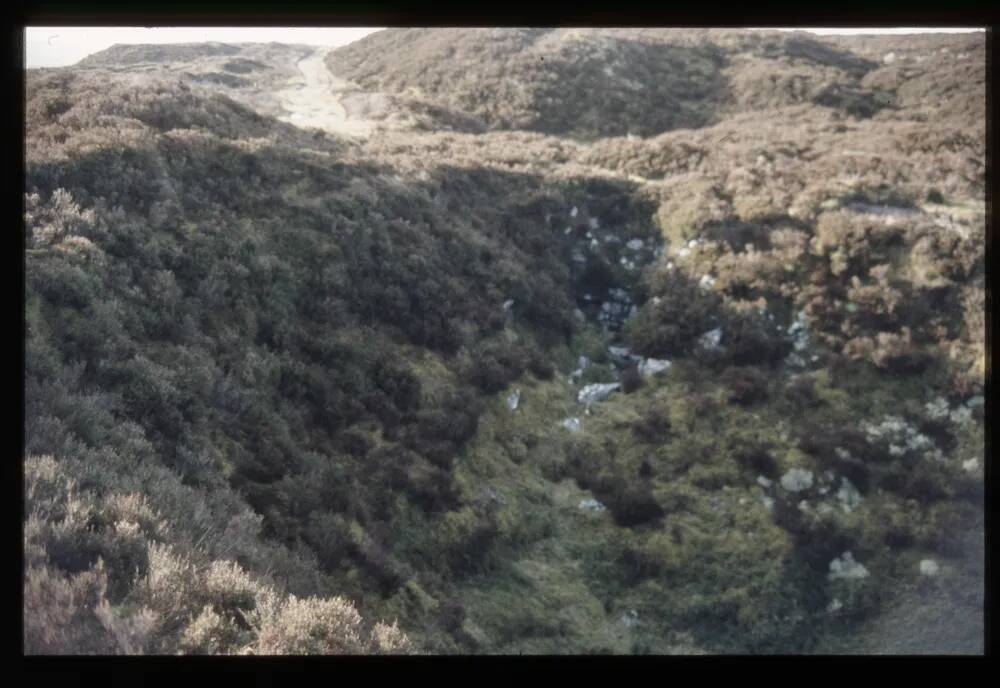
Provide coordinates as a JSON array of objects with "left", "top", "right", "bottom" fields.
[
  {"left": 828, "top": 551, "right": 870, "bottom": 580},
  {"left": 780, "top": 467, "right": 814, "bottom": 492},
  {"left": 835, "top": 477, "right": 862, "bottom": 513},
  {"left": 918, "top": 559, "right": 940, "bottom": 577},
  {"left": 639, "top": 358, "right": 671, "bottom": 377},
  {"left": 699, "top": 327, "right": 723, "bottom": 351},
  {"left": 578, "top": 382, "right": 621, "bottom": 405},
  {"left": 506, "top": 388, "right": 521, "bottom": 411},
  {"left": 561, "top": 417, "right": 582, "bottom": 432}
]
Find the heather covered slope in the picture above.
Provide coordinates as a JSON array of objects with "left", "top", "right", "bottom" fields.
[
  {"left": 325, "top": 28, "right": 983, "bottom": 139},
  {"left": 24, "top": 29, "right": 986, "bottom": 654},
  {"left": 74, "top": 42, "right": 318, "bottom": 122}
]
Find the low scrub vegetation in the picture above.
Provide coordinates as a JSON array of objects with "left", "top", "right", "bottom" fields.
[{"left": 24, "top": 28, "right": 984, "bottom": 654}]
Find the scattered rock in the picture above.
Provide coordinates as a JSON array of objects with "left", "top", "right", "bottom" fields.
[
  {"left": 835, "top": 477, "right": 862, "bottom": 513},
  {"left": 502, "top": 298, "right": 515, "bottom": 312},
  {"left": 962, "top": 458, "right": 980, "bottom": 473},
  {"left": 784, "top": 312, "right": 812, "bottom": 368},
  {"left": 626, "top": 238, "right": 644, "bottom": 251},
  {"left": 639, "top": 358, "right": 672, "bottom": 377},
  {"left": 828, "top": 551, "right": 870, "bottom": 581},
  {"left": 608, "top": 346, "right": 642, "bottom": 369},
  {"left": 598, "top": 300, "right": 632, "bottom": 329},
  {"left": 918, "top": 559, "right": 940, "bottom": 577},
  {"left": 756, "top": 475, "right": 773, "bottom": 489},
  {"left": 506, "top": 388, "right": 521, "bottom": 411},
  {"left": 698, "top": 274, "right": 716, "bottom": 290},
  {"left": 862, "top": 415, "right": 944, "bottom": 462},
  {"left": 620, "top": 609, "right": 639, "bottom": 628},
  {"left": 780, "top": 468, "right": 814, "bottom": 492},
  {"left": 699, "top": 327, "right": 723, "bottom": 351},
  {"left": 579, "top": 497, "right": 606, "bottom": 512},
  {"left": 949, "top": 406, "right": 973, "bottom": 425},
  {"left": 925, "top": 396, "right": 950, "bottom": 420},
  {"left": 561, "top": 417, "right": 582, "bottom": 433},
  {"left": 578, "top": 382, "right": 621, "bottom": 405},
  {"left": 786, "top": 353, "right": 806, "bottom": 369}
]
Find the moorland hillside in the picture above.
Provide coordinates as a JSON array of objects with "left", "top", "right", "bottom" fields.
[{"left": 24, "top": 28, "right": 986, "bottom": 654}]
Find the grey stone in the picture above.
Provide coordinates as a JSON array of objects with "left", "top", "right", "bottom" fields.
[
  {"left": 699, "top": 327, "right": 723, "bottom": 351},
  {"left": 639, "top": 358, "right": 671, "bottom": 377},
  {"left": 578, "top": 382, "right": 621, "bottom": 405},
  {"left": 828, "top": 551, "right": 870, "bottom": 580},
  {"left": 561, "top": 417, "right": 582, "bottom": 432},
  {"left": 506, "top": 388, "right": 521, "bottom": 411},
  {"left": 780, "top": 468, "right": 814, "bottom": 492}
]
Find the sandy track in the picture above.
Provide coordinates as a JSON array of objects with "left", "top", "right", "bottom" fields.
[{"left": 277, "top": 48, "right": 374, "bottom": 138}]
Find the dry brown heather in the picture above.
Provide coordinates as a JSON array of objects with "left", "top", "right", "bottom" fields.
[{"left": 24, "top": 29, "right": 984, "bottom": 655}]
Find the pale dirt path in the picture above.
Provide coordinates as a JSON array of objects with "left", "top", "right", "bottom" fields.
[{"left": 277, "top": 47, "right": 375, "bottom": 138}]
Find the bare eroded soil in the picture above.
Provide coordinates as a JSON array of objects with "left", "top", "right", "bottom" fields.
[{"left": 277, "top": 48, "right": 377, "bottom": 138}]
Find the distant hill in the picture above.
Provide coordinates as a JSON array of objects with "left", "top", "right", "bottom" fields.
[
  {"left": 77, "top": 42, "right": 244, "bottom": 66},
  {"left": 324, "top": 28, "right": 980, "bottom": 139}
]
